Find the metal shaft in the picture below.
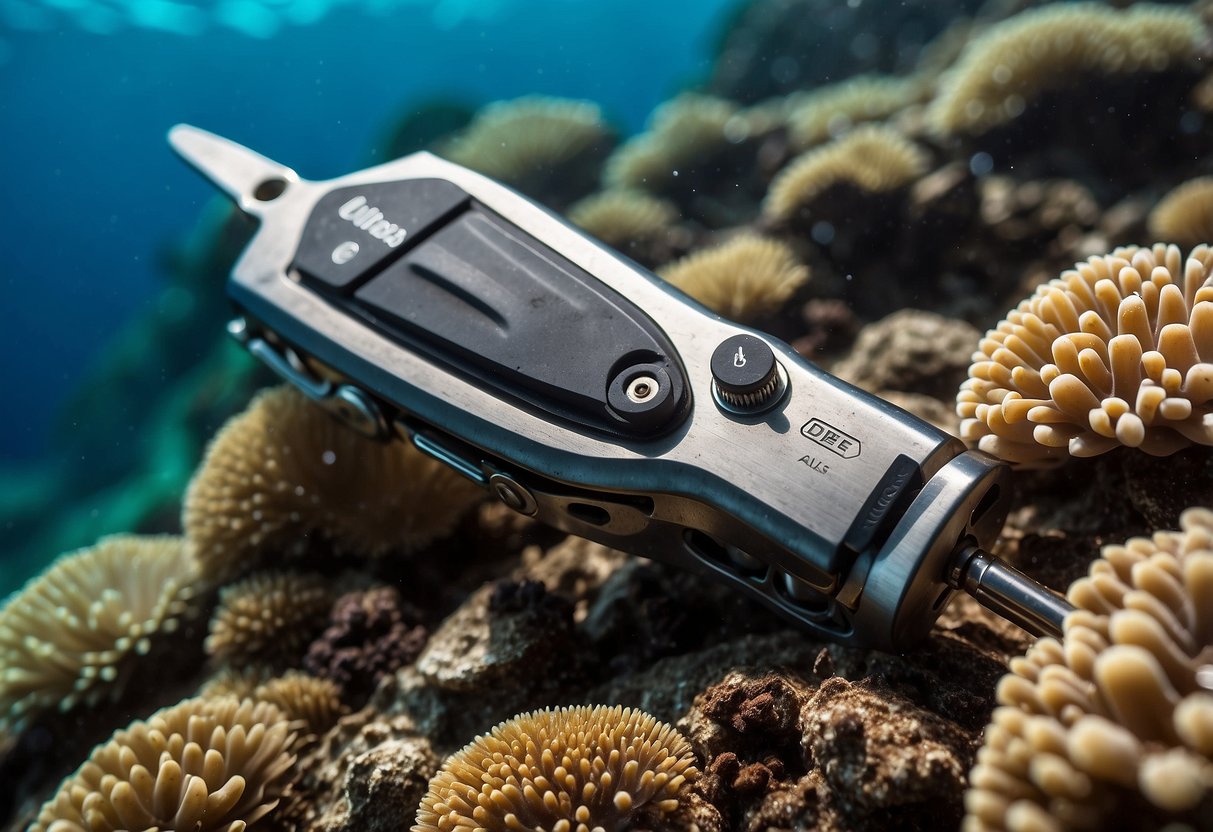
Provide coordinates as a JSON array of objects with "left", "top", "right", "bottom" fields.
[{"left": 949, "top": 544, "right": 1074, "bottom": 639}]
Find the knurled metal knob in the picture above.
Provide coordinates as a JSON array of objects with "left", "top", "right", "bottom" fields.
[{"left": 710, "top": 334, "right": 786, "bottom": 414}]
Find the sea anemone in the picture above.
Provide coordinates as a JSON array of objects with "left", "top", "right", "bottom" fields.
[
  {"left": 413, "top": 704, "right": 698, "bottom": 832},
  {"left": 0, "top": 535, "right": 197, "bottom": 735},
  {"left": 604, "top": 94, "right": 739, "bottom": 192},
  {"left": 957, "top": 244, "right": 1213, "bottom": 463},
  {"left": 762, "top": 125, "right": 929, "bottom": 225},
  {"left": 205, "top": 570, "right": 334, "bottom": 668},
  {"left": 1149, "top": 178, "right": 1213, "bottom": 248},
  {"left": 439, "top": 96, "right": 613, "bottom": 191},
  {"left": 184, "top": 385, "right": 484, "bottom": 583},
  {"left": 658, "top": 234, "right": 809, "bottom": 322},
  {"left": 31, "top": 696, "right": 298, "bottom": 832},
  {"left": 254, "top": 671, "right": 346, "bottom": 735},
  {"left": 929, "top": 3, "right": 1203, "bottom": 136},
  {"left": 964, "top": 507, "right": 1213, "bottom": 831}
]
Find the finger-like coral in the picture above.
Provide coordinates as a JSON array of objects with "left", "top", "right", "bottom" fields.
[
  {"left": 184, "top": 386, "right": 484, "bottom": 582},
  {"left": 762, "top": 125, "right": 929, "bottom": 224},
  {"left": 413, "top": 704, "right": 698, "bottom": 832},
  {"left": 439, "top": 96, "right": 613, "bottom": 189},
  {"left": 205, "top": 570, "right": 334, "bottom": 668},
  {"left": 1150, "top": 178, "right": 1213, "bottom": 249},
  {"left": 31, "top": 696, "right": 298, "bottom": 832},
  {"left": 957, "top": 244, "right": 1213, "bottom": 463},
  {"left": 254, "top": 671, "right": 346, "bottom": 736},
  {"left": 929, "top": 3, "right": 1203, "bottom": 136},
  {"left": 964, "top": 507, "right": 1213, "bottom": 831},
  {"left": 567, "top": 189, "right": 679, "bottom": 250},
  {"left": 658, "top": 234, "right": 809, "bottom": 322},
  {"left": 0, "top": 535, "right": 197, "bottom": 735},
  {"left": 604, "top": 94, "right": 740, "bottom": 192},
  {"left": 787, "top": 75, "right": 924, "bottom": 148}
]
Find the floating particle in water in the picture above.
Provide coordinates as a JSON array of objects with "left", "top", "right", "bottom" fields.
[
  {"left": 969, "top": 151, "right": 994, "bottom": 177},
  {"left": 811, "top": 221, "right": 835, "bottom": 245}
]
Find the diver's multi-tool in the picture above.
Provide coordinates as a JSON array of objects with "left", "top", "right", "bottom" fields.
[{"left": 169, "top": 124, "right": 1073, "bottom": 651}]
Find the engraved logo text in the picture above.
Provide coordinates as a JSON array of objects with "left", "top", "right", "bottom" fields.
[
  {"left": 338, "top": 195, "right": 407, "bottom": 247},
  {"left": 801, "top": 418, "right": 861, "bottom": 459}
]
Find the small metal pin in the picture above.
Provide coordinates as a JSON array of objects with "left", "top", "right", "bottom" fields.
[{"left": 949, "top": 543, "right": 1074, "bottom": 639}]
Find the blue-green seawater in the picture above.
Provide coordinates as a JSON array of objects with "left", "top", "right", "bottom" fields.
[{"left": 0, "top": 0, "right": 737, "bottom": 593}]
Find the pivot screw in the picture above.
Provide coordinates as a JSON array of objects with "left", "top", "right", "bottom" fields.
[
  {"left": 488, "top": 472, "right": 538, "bottom": 516},
  {"left": 626, "top": 375, "right": 660, "bottom": 404}
]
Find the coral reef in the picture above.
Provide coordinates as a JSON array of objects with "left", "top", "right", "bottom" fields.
[
  {"left": 786, "top": 75, "right": 925, "bottom": 149},
  {"left": 605, "top": 94, "right": 739, "bottom": 193},
  {"left": 566, "top": 189, "right": 681, "bottom": 267},
  {"left": 929, "top": 4, "right": 1204, "bottom": 136},
  {"left": 0, "top": 535, "right": 197, "bottom": 735},
  {"left": 438, "top": 96, "right": 614, "bottom": 209},
  {"left": 707, "top": 0, "right": 984, "bottom": 102},
  {"left": 763, "top": 125, "right": 929, "bottom": 225},
  {"left": 604, "top": 93, "right": 771, "bottom": 227},
  {"left": 958, "top": 244, "right": 1213, "bottom": 463},
  {"left": 658, "top": 234, "right": 809, "bottom": 323},
  {"left": 198, "top": 665, "right": 275, "bottom": 701},
  {"left": 254, "top": 672, "right": 347, "bottom": 736},
  {"left": 965, "top": 507, "right": 1213, "bottom": 831},
  {"left": 30, "top": 696, "right": 297, "bottom": 832},
  {"left": 16, "top": 3, "right": 1213, "bottom": 831},
  {"left": 184, "top": 385, "right": 484, "bottom": 582},
  {"left": 205, "top": 570, "right": 334, "bottom": 668},
  {"left": 413, "top": 704, "right": 698, "bottom": 831},
  {"left": 1150, "top": 177, "right": 1213, "bottom": 248}
]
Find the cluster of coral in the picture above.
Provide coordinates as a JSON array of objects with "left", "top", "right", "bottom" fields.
[{"left": 4, "top": 1, "right": 1213, "bottom": 830}]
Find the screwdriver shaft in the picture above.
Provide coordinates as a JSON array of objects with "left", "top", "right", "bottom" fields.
[{"left": 949, "top": 544, "right": 1074, "bottom": 639}]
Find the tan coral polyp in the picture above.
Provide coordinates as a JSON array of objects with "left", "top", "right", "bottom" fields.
[
  {"left": 32, "top": 697, "right": 297, "bottom": 832},
  {"left": 414, "top": 704, "right": 698, "bottom": 832},
  {"left": 441, "top": 96, "right": 610, "bottom": 184},
  {"left": 567, "top": 190, "right": 679, "bottom": 248},
  {"left": 184, "top": 386, "right": 483, "bottom": 582},
  {"left": 762, "top": 124, "right": 928, "bottom": 224},
  {"left": 604, "top": 94, "right": 738, "bottom": 191},
  {"left": 1150, "top": 177, "right": 1213, "bottom": 248},
  {"left": 205, "top": 570, "right": 333, "bottom": 667},
  {"left": 0, "top": 535, "right": 197, "bottom": 735},
  {"left": 657, "top": 234, "right": 809, "bottom": 322},
  {"left": 929, "top": 3, "right": 1202, "bottom": 135},
  {"left": 964, "top": 508, "right": 1213, "bottom": 831},
  {"left": 958, "top": 244, "right": 1213, "bottom": 463}
]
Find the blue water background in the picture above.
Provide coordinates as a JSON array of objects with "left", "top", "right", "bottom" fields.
[{"left": 0, "top": 0, "right": 737, "bottom": 462}]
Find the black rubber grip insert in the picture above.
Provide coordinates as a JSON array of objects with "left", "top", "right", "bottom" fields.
[
  {"left": 292, "top": 179, "right": 468, "bottom": 293},
  {"left": 843, "top": 454, "right": 923, "bottom": 555},
  {"left": 353, "top": 208, "right": 687, "bottom": 436}
]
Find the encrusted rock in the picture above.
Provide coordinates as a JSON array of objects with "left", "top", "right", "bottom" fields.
[
  {"left": 804, "top": 677, "right": 970, "bottom": 825},
  {"left": 415, "top": 580, "right": 578, "bottom": 694},
  {"left": 305, "top": 586, "right": 429, "bottom": 705},
  {"left": 834, "top": 309, "right": 981, "bottom": 400},
  {"left": 279, "top": 707, "right": 437, "bottom": 832}
]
